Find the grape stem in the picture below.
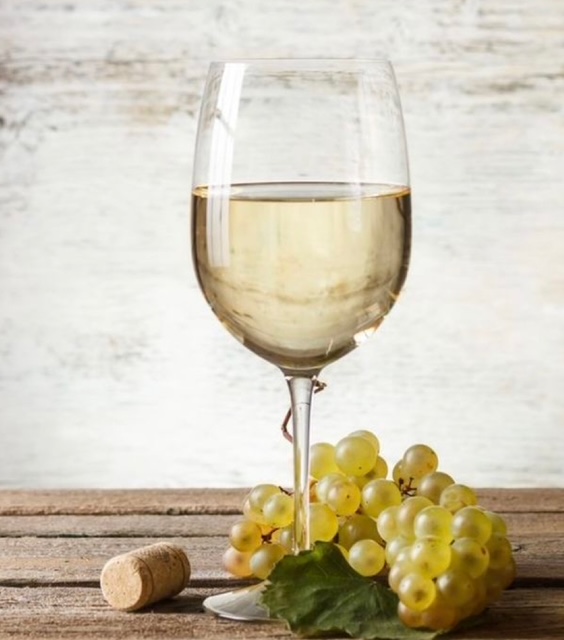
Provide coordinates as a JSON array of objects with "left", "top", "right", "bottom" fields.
[{"left": 281, "top": 379, "right": 326, "bottom": 443}]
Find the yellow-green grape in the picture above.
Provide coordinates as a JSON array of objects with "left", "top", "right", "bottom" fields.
[
  {"left": 439, "top": 484, "right": 478, "bottom": 513},
  {"left": 484, "top": 510, "right": 508, "bottom": 535},
  {"left": 486, "top": 533, "right": 513, "bottom": 570},
  {"left": 486, "top": 556, "right": 517, "bottom": 596},
  {"left": 417, "top": 471, "right": 455, "bottom": 504},
  {"left": 436, "top": 569, "right": 476, "bottom": 607},
  {"left": 315, "top": 472, "right": 345, "bottom": 502},
  {"left": 397, "top": 602, "right": 424, "bottom": 629},
  {"left": 377, "top": 505, "right": 400, "bottom": 542},
  {"left": 262, "top": 492, "right": 294, "bottom": 528},
  {"left": 396, "top": 496, "right": 434, "bottom": 539},
  {"left": 419, "top": 594, "right": 459, "bottom": 631},
  {"left": 393, "top": 459, "right": 419, "bottom": 493},
  {"left": 249, "top": 543, "right": 286, "bottom": 579},
  {"left": 348, "top": 430, "right": 381, "bottom": 455},
  {"left": 362, "top": 479, "right": 402, "bottom": 517},
  {"left": 242, "top": 498, "right": 267, "bottom": 526},
  {"left": 388, "top": 548, "right": 415, "bottom": 592},
  {"left": 450, "top": 537, "right": 490, "bottom": 578},
  {"left": 452, "top": 506, "right": 492, "bottom": 544},
  {"left": 310, "top": 442, "right": 340, "bottom": 480},
  {"left": 229, "top": 520, "right": 263, "bottom": 552},
  {"left": 398, "top": 573, "right": 437, "bottom": 612},
  {"left": 348, "top": 474, "right": 371, "bottom": 490},
  {"left": 309, "top": 503, "right": 339, "bottom": 542},
  {"left": 373, "top": 455, "right": 388, "bottom": 479},
  {"left": 402, "top": 444, "right": 439, "bottom": 479},
  {"left": 409, "top": 537, "right": 452, "bottom": 579},
  {"left": 466, "top": 576, "right": 488, "bottom": 618},
  {"left": 335, "top": 436, "right": 377, "bottom": 476},
  {"left": 413, "top": 505, "right": 453, "bottom": 543},
  {"left": 326, "top": 478, "right": 361, "bottom": 516},
  {"left": 222, "top": 546, "right": 253, "bottom": 578},
  {"left": 348, "top": 539, "right": 386, "bottom": 577},
  {"left": 270, "top": 525, "right": 294, "bottom": 553},
  {"left": 245, "top": 484, "right": 282, "bottom": 524},
  {"left": 338, "top": 514, "right": 381, "bottom": 550},
  {"left": 392, "top": 459, "right": 405, "bottom": 484},
  {"left": 385, "top": 535, "right": 412, "bottom": 565}
]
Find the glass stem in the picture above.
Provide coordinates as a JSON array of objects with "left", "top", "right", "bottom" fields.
[{"left": 286, "top": 375, "right": 315, "bottom": 553}]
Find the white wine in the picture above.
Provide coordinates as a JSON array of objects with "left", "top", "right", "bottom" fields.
[{"left": 192, "top": 182, "right": 411, "bottom": 375}]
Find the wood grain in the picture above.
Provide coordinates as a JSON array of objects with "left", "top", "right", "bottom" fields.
[
  {"left": 0, "top": 488, "right": 562, "bottom": 639},
  {"left": 0, "top": 587, "right": 562, "bottom": 639},
  {"left": 1, "top": 488, "right": 562, "bottom": 515}
]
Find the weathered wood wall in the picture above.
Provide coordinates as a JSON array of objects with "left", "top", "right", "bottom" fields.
[{"left": 0, "top": 1, "right": 563, "bottom": 488}]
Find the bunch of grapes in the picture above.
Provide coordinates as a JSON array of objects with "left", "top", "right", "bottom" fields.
[{"left": 222, "top": 430, "right": 516, "bottom": 631}]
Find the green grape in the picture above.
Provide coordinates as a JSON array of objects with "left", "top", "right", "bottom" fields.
[
  {"left": 409, "top": 537, "right": 452, "bottom": 579},
  {"left": 335, "top": 436, "right": 377, "bottom": 476},
  {"left": 398, "top": 573, "right": 437, "bottom": 612},
  {"left": 326, "top": 478, "right": 361, "bottom": 516},
  {"left": 315, "top": 472, "right": 345, "bottom": 502},
  {"left": 436, "top": 569, "right": 475, "bottom": 607},
  {"left": 245, "top": 484, "right": 282, "bottom": 524},
  {"left": 229, "top": 520, "right": 263, "bottom": 552},
  {"left": 396, "top": 496, "right": 434, "bottom": 539},
  {"left": 222, "top": 546, "right": 253, "bottom": 578},
  {"left": 310, "top": 442, "right": 340, "bottom": 480},
  {"left": 361, "top": 479, "right": 402, "bottom": 517},
  {"left": 439, "top": 484, "right": 478, "bottom": 513},
  {"left": 413, "top": 505, "right": 453, "bottom": 542},
  {"left": 348, "top": 474, "right": 371, "bottom": 490},
  {"left": 373, "top": 455, "right": 388, "bottom": 479},
  {"left": 309, "top": 503, "right": 339, "bottom": 542},
  {"left": 402, "top": 444, "right": 439, "bottom": 479},
  {"left": 393, "top": 459, "right": 419, "bottom": 493},
  {"left": 465, "top": 576, "right": 488, "bottom": 618},
  {"left": 397, "top": 602, "right": 424, "bottom": 629},
  {"left": 338, "top": 513, "right": 381, "bottom": 550},
  {"left": 486, "top": 533, "right": 513, "bottom": 570},
  {"left": 376, "top": 505, "right": 400, "bottom": 542},
  {"left": 388, "top": 548, "right": 415, "bottom": 592},
  {"left": 485, "top": 557, "right": 516, "bottom": 603},
  {"left": 484, "top": 510, "right": 508, "bottom": 535},
  {"left": 419, "top": 594, "right": 459, "bottom": 631},
  {"left": 417, "top": 471, "right": 455, "bottom": 504},
  {"left": 262, "top": 492, "right": 294, "bottom": 528},
  {"left": 348, "top": 539, "right": 386, "bottom": 577},
  {"left": 348, "top": 429, "right": 381, "bottom": 455},
  {"left": 392, "top": 459, "right": 405, "bottom": 484},
  {"left": 249, "top": 543, "right": 286, "bottom": 579},
  {"left": 271, "top": 525, "right": 294, "bottom": 553},
  {"left": 385, "top": 535, "right": 412, "bottom": 565},
  {"left": 450, "top": 537, "right": 490, "bottom": 578},
  {"left": 242, "top": 498, "right": 268, "bottom": 526},
  {"left": 452, "top": 506, "right": 492, "bottom": 544}
]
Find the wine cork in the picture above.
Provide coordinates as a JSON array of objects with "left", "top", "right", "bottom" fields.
[{"left": 100, "top": 542, "right": 191, "bottom": 611}]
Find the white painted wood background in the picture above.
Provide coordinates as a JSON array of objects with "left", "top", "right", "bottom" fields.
[{"left": 0, "top": 0, "right": 563, "bottom": 489}]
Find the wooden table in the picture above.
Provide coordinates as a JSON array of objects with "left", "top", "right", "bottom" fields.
[{"left": 0, "top": 489, "right": 562, "bottom": 639}]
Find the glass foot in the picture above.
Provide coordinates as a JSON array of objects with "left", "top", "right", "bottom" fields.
[{"left": 203, "top": 583, "right": 276, "bottom": 621}]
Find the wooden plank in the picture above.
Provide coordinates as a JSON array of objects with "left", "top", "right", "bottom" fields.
[
  {"left": 0, "top": 511, "right": 561, "bottom": 538},
  {"left": 0, "top": 586, "right": 562, "bottom": 639},
  {"left": 0, "top": 514, "right": 240, "bottom": 538},
  {"left": 0, "top": 488, "right": 562, "bottom": 516},
  {"left": 0, "top": 489, "right": 246, "bottom": 516},
  {"left": 0, "top": 532, "right": 562, "bottom": 586}
]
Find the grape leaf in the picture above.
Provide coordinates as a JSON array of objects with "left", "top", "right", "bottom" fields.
[{"left": 261, "top": 542, "right": 437, "bottom": 639}]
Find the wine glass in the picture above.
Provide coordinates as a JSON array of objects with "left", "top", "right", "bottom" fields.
[{"left": 190, "top": 58, "right": 410, "bottom": 620}]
